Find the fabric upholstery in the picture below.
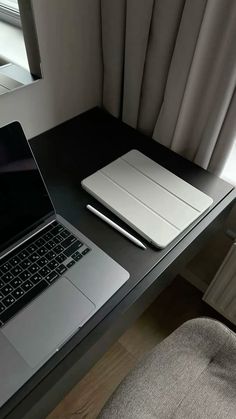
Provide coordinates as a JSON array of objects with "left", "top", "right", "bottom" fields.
[
  {"left": 98, "top": 318, "right": 236, "bottom": 418},
  {"left": 101, "top": 0, "right": 236, "bottom": 174}
]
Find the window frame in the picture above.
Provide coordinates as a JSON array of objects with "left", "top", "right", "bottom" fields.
[{"left": 0, "top": 0, "right": 21, "bottom": 27}]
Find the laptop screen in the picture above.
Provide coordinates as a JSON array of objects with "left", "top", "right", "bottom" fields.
[{"left": 0, "top": 122, "right": 54, "bottom": 253}]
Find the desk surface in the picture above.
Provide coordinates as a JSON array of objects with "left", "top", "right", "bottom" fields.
[{"left": 2, "top": 108, "right": 235, "bottom": 419}]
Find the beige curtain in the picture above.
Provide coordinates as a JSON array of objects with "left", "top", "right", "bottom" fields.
[{"left": 101, "top": 0, "right": 236, "bottom": 175}]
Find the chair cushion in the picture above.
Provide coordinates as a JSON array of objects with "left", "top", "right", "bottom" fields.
[{"left": 98, "top": 318, "right": 236, "bottom": 418}]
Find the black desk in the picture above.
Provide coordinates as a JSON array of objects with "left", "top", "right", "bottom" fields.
[{"left": 3, "top": 108, "right": 235, "bottom": 419}]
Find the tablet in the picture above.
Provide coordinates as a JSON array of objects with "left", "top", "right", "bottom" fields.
[{"left": 81, "top": 150, "right": 213, "bottom": 248}]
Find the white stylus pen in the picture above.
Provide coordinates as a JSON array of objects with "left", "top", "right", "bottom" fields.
[{"left": 86, "top": 204, "right": 146, "bottom": 250}]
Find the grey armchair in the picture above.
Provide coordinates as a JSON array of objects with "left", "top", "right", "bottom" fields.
[{"left": 98, "top": 318, "right": 236, "bottom": 418}]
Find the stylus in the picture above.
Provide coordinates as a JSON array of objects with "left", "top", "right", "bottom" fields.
[{"left": 86, "top": 204, "right": 147, "bottom": 250}]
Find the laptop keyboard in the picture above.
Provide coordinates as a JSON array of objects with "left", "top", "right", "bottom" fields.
[{"left": 0, "top": 221, "right": 90, "bottom": 327}]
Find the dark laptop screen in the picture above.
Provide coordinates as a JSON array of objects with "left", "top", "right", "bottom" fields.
[{"left": 0, "top": 122, "right": 54, "bottom": 253}]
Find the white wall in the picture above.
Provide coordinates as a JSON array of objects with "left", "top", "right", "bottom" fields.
[{"left": 0, "top": 0, "right": 102, "bottom": 138}]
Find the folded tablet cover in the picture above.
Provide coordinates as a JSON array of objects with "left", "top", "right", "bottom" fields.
[{"left": 81, "top": 150, "right": 213, "bottom": 248}]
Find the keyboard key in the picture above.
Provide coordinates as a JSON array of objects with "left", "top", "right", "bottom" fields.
[
  {"left": 39, "top": 267, "right": 51, "bottom": 277},
  {"left": 27, "top": 244, "right": 38, "bottom": 253},
  {"left": 61, "top": 235, "right": 77, "bottom": 249},
  {"left": 82, "top": 248, "right": 90, "bottom": 256},
  {"left": 29, "top": 253, "right": 40, "bottom": 263},
  {"left": 0, "top": 280, "right": 49, "bottom": 325},
  {"left": 37, "top": 247, "right": 48, "bottom": 256},
  {"left": 64, "top": 240, "right": 82, "bottom": 257},
  {"left": 72, "top": 252, "right": 83, "bottom": 262},
  {"left": 0, "top": 280, "right": 4, "bottom": 288},
  {"left": 48, "top": 260, "right": 59, "bottom": 270},
  {"left": 20, "top": 259, "right": 32, "bottom": 269},
  {"left": 19, "top": 271, "right": 31, "bottom": 281},
  {"left": 56, "top": 264, "right": 67, "bottom": 275},
  {"left": 11, "top": 266, "right": 23, "bottom": 276},
  {"left": 2, "top": 272, "right": 14, "bottom": 283},
  {"left": 0, "top": 303, "right": 5, "bottom": 313},
  {"left": 18, "top": 249, "right": 29, "bottom": 260},
  {"left": 37, "top": 257, "right": 48, "bottom": 267},
  {"left": 54, "top": 245, "right": 64, "bottom": 254},
  {"left": 35, "top": 238, "right": 45, "bottom": 247},
  {"left": 51, "top": 224, "right": 64, "bottom": 235},
  {"left": 43, "top": 232, "right": 53, "bottom": 241},
  {"left": 12, "top": 288, "right": 24, "bottom": 300},
  {"left": 1, "top": 285, "right": 14, "bottom": 296},
  {"left": 66, "top": 260, "right": 76, "bottom": 269},
  {"left": 60, "top": 230, "right": 70, "bottom": 239},
  {"left": 31, "top": 273, "right": 42, "bottom": 285},
  {"left": 22, "top": 280, "right": 33, "bottom": 292},
  {"left": 50, "top": 236, "right": 60, "bottom": 245},
  {"left": 46, "top": 250, "right": 57, "bottom": 261},
  {"left": 56, "top": 253, "right": 67, "bottom": 264},
  {"left": 0, "top": 262, "right": 11, "bottom": 273},
  {"left": 45, "top": 271, "right": 60, "bottom": 284},
  {"left": 52, "top": 235, "right": 63, "bottom": 244},
  {"left": 10, "top": 256, "right": 21, "bottom": 266},
  {"left": 28, "top": 264, "right": 40, "bottom": 274},
  {"left": 10, "top": 278, "right": 23, "bottom": 288},
  {"left": 45, "top": 241, "right": 55, "bottom": 251},
  {"left": 0, "top": 292, "right": 4, "bottom": 301},
  {"left": 47, "top": 239, "right": 56, "bottom": 249},
  {"left": 2, "top": 295, "right": 15, "bottom": 307}
]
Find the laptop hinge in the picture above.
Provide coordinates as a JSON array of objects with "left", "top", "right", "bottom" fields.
[{"left": 0, "top": 214, "right": 56, "bottom": 261}]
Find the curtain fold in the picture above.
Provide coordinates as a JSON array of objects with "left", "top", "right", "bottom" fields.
[
  {"left": 101, "top": 0, "right": 126, "bottom": 117},
  {"left": 101, "top": 0, "right": 236, "bottom": 174},
  {"left": 137, "top": 0, "right": 186, "bottom": 136},
  {"left": 153, "top": 0, "right": 207, "bottom": 148},
  {"left": 122, "top": 0, "right": 154, "bottom": 129}
]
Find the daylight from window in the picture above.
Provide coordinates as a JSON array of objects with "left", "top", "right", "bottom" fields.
[
  {"left": 0, "top": 0, "right": 20, "bottom": 26},
  {"left": 221, "top": 139, "right": 236, "bottom": 186},
  {"left": 0, "top": 0, "right": 18, "bottom": 10}
]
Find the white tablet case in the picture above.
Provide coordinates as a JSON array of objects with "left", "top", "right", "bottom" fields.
[{"left": 81, "top": 150, "right": 213, "bottom": 248}]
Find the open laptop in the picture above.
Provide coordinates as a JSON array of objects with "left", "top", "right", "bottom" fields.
[{"left": 0, "top": 122, "right": 129, "bottom": 407}]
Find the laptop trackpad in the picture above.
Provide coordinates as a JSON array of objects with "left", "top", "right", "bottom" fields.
[{"left": 3, "top": 278, "right": 95, "bottom": 369}]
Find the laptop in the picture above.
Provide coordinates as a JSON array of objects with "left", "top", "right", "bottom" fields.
[
  {"left": 0, "top": 122, "right": 129, "bottom": 406},
  {"left": 82, "top": 149, "right": 213, "bottom": 248}
]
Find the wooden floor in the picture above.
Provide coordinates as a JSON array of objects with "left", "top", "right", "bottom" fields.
[{"left": 47, "top": 276, "right": 234, "bottom": 419}]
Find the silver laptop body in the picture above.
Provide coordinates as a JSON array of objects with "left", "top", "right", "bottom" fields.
[{"left": 0, "top": 122, "right": 129, "bottom": 407}]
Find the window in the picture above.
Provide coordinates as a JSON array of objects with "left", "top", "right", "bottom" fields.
[
  {"left": 0, "top": 0, "right": 42, "bottom": 92},
  {"left": 0, "top": 0, "right": 21, "bottom": 27},
  {"left": 220, "top": 139, "right": 236, "bottom": 186}
]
